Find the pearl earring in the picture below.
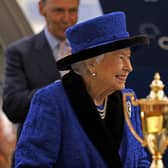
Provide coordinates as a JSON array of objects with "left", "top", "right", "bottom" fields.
[{"left": 92, "top": 72, "right": 96, "bottom": 77}]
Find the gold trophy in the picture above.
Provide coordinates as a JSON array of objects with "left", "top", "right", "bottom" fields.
[{"left": 123, "top": 72, "right": 168, "bottom": 168}]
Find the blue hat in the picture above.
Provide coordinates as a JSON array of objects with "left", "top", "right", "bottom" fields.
[{"left": 57, "top": 11, "right": 149, "bottom": 70}]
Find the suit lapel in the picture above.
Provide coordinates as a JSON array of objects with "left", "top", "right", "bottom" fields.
[
  {"left": 62, "top": 71, "right": 123, "bottom": 168},
  {"left": 34, "top": 31, "right": 60, "bottom": 79}
]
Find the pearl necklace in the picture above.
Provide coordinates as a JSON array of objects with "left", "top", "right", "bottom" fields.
[{"left": 96, "top": 97, "right": 108, "bottom": 119}]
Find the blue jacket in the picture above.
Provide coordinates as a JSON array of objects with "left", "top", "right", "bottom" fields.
[{"left": 15, "top": 72, "right": 150, "bottom": 168}]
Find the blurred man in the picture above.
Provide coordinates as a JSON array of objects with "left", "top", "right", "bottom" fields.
[{"left": 2, "top": 0, "right": 79, "bottom": 137}]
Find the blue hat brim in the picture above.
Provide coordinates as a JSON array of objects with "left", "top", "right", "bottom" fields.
[{"left": 56, "top": 35, "right": 149, "bottom": 70}]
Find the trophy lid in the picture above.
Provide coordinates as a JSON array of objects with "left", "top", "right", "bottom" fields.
[
  {"left": 148, "top": 72, "right": 167, "bottom": 100},
  {"left": 135, "top": 72, "right": 168, "bottom": 106}
]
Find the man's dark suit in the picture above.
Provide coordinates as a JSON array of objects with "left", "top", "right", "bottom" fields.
[{"left": 2, "top": 31, "right": 61, "bottom": 125}]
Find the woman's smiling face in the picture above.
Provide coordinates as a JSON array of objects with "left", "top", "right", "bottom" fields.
[{"left": 94, "top": 48, "right": 132, "bottom": 93}]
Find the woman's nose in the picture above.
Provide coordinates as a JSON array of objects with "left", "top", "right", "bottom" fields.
[{"left": 124, "top": 60, "right": 133, "bottom": 73}]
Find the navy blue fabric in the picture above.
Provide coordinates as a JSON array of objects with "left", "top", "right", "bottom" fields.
[{"left": 2, "top": 30, "right": 60, "bottom": 123}]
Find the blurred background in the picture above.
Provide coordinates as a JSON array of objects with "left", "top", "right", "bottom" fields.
[
  {"left": 0, "top": 0, "right": 103, "bottom": 95},
  {"left": 16, "top": 0, "right": 103, "bottom": 33},
  {"left": 0, "top": 0, "right": 168, "bottom": 167}
]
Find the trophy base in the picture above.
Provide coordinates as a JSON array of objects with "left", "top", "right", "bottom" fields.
[{"left": 150, "top": 158, "right": 164, "bottom": 168}]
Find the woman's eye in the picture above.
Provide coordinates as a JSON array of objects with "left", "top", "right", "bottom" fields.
[{"left": 119, "top": 55, "right": 124, "bottom": 59}]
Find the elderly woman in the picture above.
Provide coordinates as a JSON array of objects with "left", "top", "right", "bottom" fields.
[{"left": 15, "top": 12, "right": 150, "bottom": 168}]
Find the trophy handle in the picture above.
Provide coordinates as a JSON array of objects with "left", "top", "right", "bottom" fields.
[{"left": 123, "top": 93, "right": 147, "bottom": 146}]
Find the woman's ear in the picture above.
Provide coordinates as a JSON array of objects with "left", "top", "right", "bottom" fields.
[{"left": 86, "top": 59, "right": 97, "bottom": 75}]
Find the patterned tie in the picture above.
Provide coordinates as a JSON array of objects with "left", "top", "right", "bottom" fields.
[
  {"left": 56, "top": 41, "right": 70, "bottom": 61},
  {"left": 55, "top": 40, "right": 70, "bottom": 76}
]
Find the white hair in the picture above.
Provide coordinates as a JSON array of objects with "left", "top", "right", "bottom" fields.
[{"left": 71, "top": 54, "right": 104, "bottom": 76}]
